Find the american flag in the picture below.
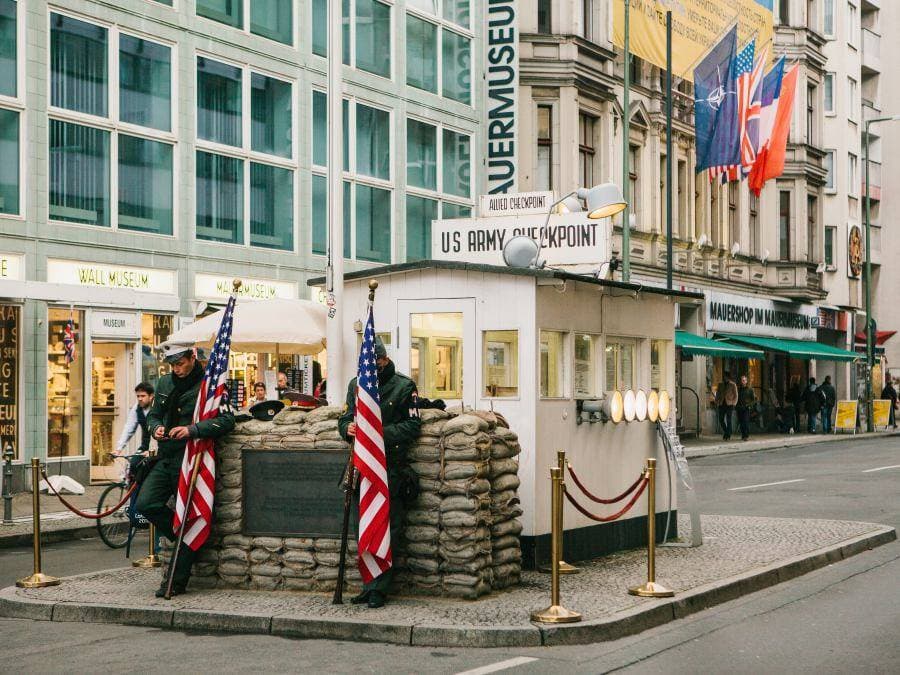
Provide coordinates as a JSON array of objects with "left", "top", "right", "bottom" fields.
[
  {"left": 741, "top": 46, "right": 768, "bottom": 175},
  {"left": 63, "top": 317, "right": 77, "bottom": 364},
  {"left": 352, "top": 301, "right": 392, "bottom": 584},
  {"left": 709, "top": 40, "right": 755, "bottom": 183},
  {"left": 172, "top": 294, "right": 236, "bottom": 551}
]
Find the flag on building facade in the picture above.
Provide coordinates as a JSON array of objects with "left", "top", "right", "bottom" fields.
[
  {"left": 353, "top": 301, "right": 392, "bottom": 584},
  {"left": 172, "top": 294, "right": 236, "bottom": 551},
  {"left": 741, "top": 45, "right": 769, "bottom": 175},
  {"left": 63, "top": 316, "right": 77, "bottom": 364},
  {"left": 749, "top": 63, "right": 799, "bottom": 196},
  {"left": 694, "top": 25, "right": 740, "bottom": 175},
  {"left": 709, "top": 39, "right": 755, "bottom": 182}
]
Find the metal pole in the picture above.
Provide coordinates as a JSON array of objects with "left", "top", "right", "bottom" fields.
[
  {"left": 864, "top": 119, "right": 873, "bottom": 433},
  {"left": 628, "top": 458, "right": 673, "bottom": 597},
  {"left": 132, "top": 523, "right": 162, "bottom": 568},
  {"left": 325, "top": 0, "right": 345, "bottom": 406},
  {"left": 622, "top": 0, "right": 631, "bottom": 282},
  {"left": 16, "top": 459, "right": 60, "bottom": 588},
  {"left": 541, "top": 451, "right": 578, "bottom": 574},
  {"left": 665, "top": 10, "right": 674, "bottom": 291},
  {"left": 2, "top": 443, "right": 13, "bottom": 524}
]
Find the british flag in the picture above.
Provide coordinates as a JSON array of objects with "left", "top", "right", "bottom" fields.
[
  {"left": 172, "top": 294, "right": 236, "bottom": 551},
  {"left": 352, "top": 301, "right": 392, "bottom": 584},
  {"left": 63, "top": 317, "right": 77, "bottom": 364},
  {"left": 709, "top": 40, "right": 755, "bottom": 183}
]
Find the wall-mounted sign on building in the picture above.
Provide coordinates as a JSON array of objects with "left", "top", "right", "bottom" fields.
[
  {"left": 479, "top": 191, "right": 553, "bottom": 217},
  {"left": 47, "top": 259, "right": 177, "bottom": 295},
  {"left": 432, "top": 213, "right": 609, "bottom": 267},
  {"left": 847, "top": 224, "right": 863, "bottom": 279},
  {"left": 89, "top": 311, "right": 141, "bottom": 340},
  {"left": 485, "top": 0, "right": 517, "bottom": 195},
  {"left": 705, "top": 291, "right": 818, "bottom": 341},
  {"left": 0, "top": 253, "right": 24, "bottom": 281},
  {"left": 194, "top": 273, "right": 296, "bottom": 301}
]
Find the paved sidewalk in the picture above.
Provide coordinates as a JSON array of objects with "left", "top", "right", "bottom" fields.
[
  {"left": 1, "top": 514, "right": 893, "bottom": 647},
  {"left": 682, "top": 430, "right": 900, "bottom": 459},
  {"left": 0, "top": 484, "right": 112, "bottom": 548}
]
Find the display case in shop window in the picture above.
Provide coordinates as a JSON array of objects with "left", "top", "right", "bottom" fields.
[{"left": 47, "top": 313, "right": 83, "bottom": 458}]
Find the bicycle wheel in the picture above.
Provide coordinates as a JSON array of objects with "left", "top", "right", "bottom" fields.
[{"left": 96, "top": 483, "right": 131, "bottom": 549}]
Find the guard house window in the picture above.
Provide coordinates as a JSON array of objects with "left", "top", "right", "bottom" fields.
[
  {"left": 605, "top": 338, "right": 635, "bottom": 392},
  {"left": 579, "top": 113, "right": 596, "bottom": 188},
  {"left": 823, "top": 72, "right": 834, "bottom": 114},
  {"left": 406, "top": 118, "right": 473, "bottom": 261},
  {"left": 540, "top": 330, "right": 568, "bottom": 398},
  {"left": 824, "top": 150, "right": 835, "bottom": 190},
  {"left": 49, "top": 14, "right": 175, "bottom": 235},
  {"left": 197, "top": 0, "right": 293, "bottom": 45},
  {"left": 0, "top": 304, "right": 19, "bottom": 458},
  {"left": 411, "top": 313, "right": 463, "bottom": 400},
  {"left": 651, "top": 339, "right": 669, "bottom": 392},
  {"left": 47, "top": 308, "right": 84, "bottom": 459},
  {"left": 536, "top": 105, "right": 552, "bottom": 191},
  {"left": 537, "top": 0, "right": 551, "bottom": 33},
  {"left": 749, "top": 192, "right": 760, "bottom": 257},
  {"left": 406, "top": 1, "right": 471, "bottom": 104},
  {"left": 825, "top": 225, "right": 836, "bottom": 267},
  {"left": 808, "top": 195, "right": 818, "bottom": 262},
  {"left": 779, "top": 190, "right": 791, "bottom": 260},
  {"left": 483, "top": 330, "right": 519, "bottom": 397},
  {"left": 342, "top": 0, "right": 391, "bottom": 79},
  {"left": 574, "top": 334, "right": 598, "bottom": 398},
  {"left": 196, "top": 57, "right": 295, "bottom": 251}
]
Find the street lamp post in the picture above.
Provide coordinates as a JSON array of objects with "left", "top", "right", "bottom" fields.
[
  {"left": 621, "top": 0, "right": 631, "bottom": 282},
  {"left": 863, "top": 114, "right": 900, "bottom": 431}
]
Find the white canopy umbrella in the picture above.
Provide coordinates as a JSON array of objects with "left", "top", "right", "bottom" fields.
[{"left": 165, "top": 298, "right": 327, "bottom": 356}]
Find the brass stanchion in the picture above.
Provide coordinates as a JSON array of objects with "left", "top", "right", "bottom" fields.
[
  {"left": 132, "top": 523, "right": 162, "bottom": 568},
  {"left": 531, "top": 467, "right": 582, "bottom": 624},
  {"left": 540, "top": 450, "right": 579, "bottom": 574},
  {"left": 628, "top": 458, "right": 674, "bottom": 598},
  {"left": 16, "top": 458, "right": 60, "bottom": 588}
]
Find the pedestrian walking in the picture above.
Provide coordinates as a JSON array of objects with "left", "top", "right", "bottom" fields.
[
  {"left": 820, "top": 375, "right": 837, "bottom": 434},
  {"left": 715, "top": 371, "right": 738, "bottom": 440},
  {"left": 801, "top": 377, "right": 826, "bottom": 434},
  {"left": 736, "top": 375, "right": 757, "bottom": 441},
  {"left": 786, "top": 380, "right": 803, "bottom": 433},
  {"left": 882, "top": 378, "right": 898, "bottom": 429}
]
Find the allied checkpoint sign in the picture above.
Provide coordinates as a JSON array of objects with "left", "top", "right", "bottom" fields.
[
  {"left": 834, "top": 400, "right": 858, "bottom": 434},
  {"left": 431, "top": 211, "right": 611, "bottom": 268}
]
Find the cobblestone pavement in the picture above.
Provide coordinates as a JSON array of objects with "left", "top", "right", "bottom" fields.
[{"left": 8, "top": 515, "right": 888, "bottom": 628}]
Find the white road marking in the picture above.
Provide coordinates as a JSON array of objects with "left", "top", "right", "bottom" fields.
[
  {"left": 861, "top": 464, "right": 900, "bottom": 473},
  {"left": 454, "top": 657, "right": 539, "bottom": 675},
  {"left": 728, "top": 478, "right": 806, "bottom": 491}
]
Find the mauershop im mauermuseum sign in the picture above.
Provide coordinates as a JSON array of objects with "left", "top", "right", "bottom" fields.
[{"left": 705, "top": 291, "right": 818, "bottom": 340}]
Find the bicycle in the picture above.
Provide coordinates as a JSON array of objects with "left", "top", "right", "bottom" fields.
[{"left": 96, "top": 453, "right": 147, "bottom": 549}]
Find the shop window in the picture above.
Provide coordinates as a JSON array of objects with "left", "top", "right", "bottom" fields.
[
  {"left": 0, "top": 304, "right": 19, "bottom": 458},
  {"left": 411, "top": 313, "right": 463, "bottom": 399},
  {"left": 651, "top": 339, "right": 670, "bottom": 392},
  {"left": 483, "top": 330, "right": 518, "bottom": 397},
  {"left": 141, "top": 314, "right": 172, "bottom": 389},
  {"left": 605, "top": 338, "right": 635, "bottom": 392},
  {"left": 540, "top": 330, "right": 568, "bottom": 398},
  {"left": 119, "top": 35, "right": 172, "bottom": 132},
  {"left": 47, "top": 309, "right": 84, "bottom": 458},
  {"left": 574, "top": 333, "right": 598, "bottom": 398},
  {"left": 51, "top": 13, "right": 108, "bottom": 117}
]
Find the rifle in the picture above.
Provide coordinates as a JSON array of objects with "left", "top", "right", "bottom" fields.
[{"left": 332, "top": 443, "right": 357, "bottom": 604}]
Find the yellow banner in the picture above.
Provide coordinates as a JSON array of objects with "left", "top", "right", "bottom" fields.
[
  {"left": 834, "top": 400, "right": 858, "bottom": 432},
  {"left": 613, "top": 0, "right": 774, "bottom": 82},
  {"left": 873, "top": 399, "right": 891, "bottom": 429}
]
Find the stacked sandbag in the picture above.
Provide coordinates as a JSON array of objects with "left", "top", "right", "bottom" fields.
[{"left": 489, "top": 425, "right": 523, "bottom": 589}]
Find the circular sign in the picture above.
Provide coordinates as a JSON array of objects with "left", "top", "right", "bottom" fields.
[
  {"left": 635, "top": 390, "right": 648, "bottom": 422},
  {"left": 623, "top": 390, "right": 637, "bottom": 422},
  {"left": 658, "top": 390, "right": 671, "bottom": 422},
  {"left": 647, "top": 390, "right": 660, "bottom": 422}
]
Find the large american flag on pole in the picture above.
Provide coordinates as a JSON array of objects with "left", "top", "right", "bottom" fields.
[
  {"left": 710, "top": 40, "right": 755, "bottom": 183},
  {"left": 353, "top": 301, "right": 392, "bottom": 584},
  {"left": 173, "top": 294, "right": 236, "bottom": 551}
]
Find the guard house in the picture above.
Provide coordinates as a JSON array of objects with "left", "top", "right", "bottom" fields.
[{"left": 310, "top": 261, "right": 702, "bottom": 567}]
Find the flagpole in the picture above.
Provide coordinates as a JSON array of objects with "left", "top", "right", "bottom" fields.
[
  {"left": 666, "top": 10, "right": 674, "bottom": 291},
  {"left": 325, "top": 0, "right": 345, "bottom": 406},
  {"left": 622, "top": 0, "right": 631, "bottom": 282}
]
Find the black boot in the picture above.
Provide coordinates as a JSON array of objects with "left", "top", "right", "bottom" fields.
[
  {"left": 367, "top": 590, "right": 386, "bottom": 608},
  {"left": 350, "top": 589, "right": 371, "bottom": 605},
  {"left": 155, "top": 578, "right": 187, "bottom": 598}
]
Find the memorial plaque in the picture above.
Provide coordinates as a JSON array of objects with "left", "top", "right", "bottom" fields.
[{"left": 242, "top": 449, "right": 356, "bottom": 537}]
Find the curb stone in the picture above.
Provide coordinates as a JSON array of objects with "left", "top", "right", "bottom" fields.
[
  {"left": 0, "top": 525, "right": 894, "bottom": 647},
  {"left": 0, "top": 524, "right": 98, "bottom": 550},
  {"left": 683, "top": 430, "right": 900, "bottom": 460}
]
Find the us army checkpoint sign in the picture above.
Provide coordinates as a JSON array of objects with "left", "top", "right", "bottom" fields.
[{"left": 431, "top": 212, "right": 610, "bottom": 267}]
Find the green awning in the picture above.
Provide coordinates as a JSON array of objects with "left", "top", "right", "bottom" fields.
[
  {"left": 675, "top": 331, "right": 764, "bottom": 359},
  {"left": 716, "top": 334, "right": 860, "bottom": 362}
]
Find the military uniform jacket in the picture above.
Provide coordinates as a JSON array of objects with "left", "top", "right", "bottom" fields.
[
  {"left": 338, "top": 361, "right": 422, "bottom": 471},
  {"left": 146, "top": 362, "right": 236, "bottom": 458}
]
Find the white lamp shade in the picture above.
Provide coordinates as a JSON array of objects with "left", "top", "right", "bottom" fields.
[
  {"left": 623, "top": 390, "right": 637, "bottom": 422},
  {"left": 647, "top": 390, "right": 660, "bottom": 422},
  {"left": 583, "top": 182, "right": 627, "bottom": 220},
  {"left": 557, "top": 195, "right": 585, "bottom": 214},
  {"left": 658, "top": 390, "right": 671, "bottom": 422},
  {"left": 635, "top": 390, "right": 648, "bottom": 422},
  {"left": 604, "top": 390, "right": 624, "bottom": 423}
]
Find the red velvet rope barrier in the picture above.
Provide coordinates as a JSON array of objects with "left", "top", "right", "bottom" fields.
[
  {"left": 566, "top": 461, "right": 646, "bottom": 504},
  {"left": 563, "top": 476, "right": 649, "bottom": 522},
  {"left": 40, "top": 469, "right": 137, "bottom": 520}
]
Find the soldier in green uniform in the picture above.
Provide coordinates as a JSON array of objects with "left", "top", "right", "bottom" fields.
[
  {"left": 338, "top": 336, "right": 421, "bottom": 608},
  {"left": 136, "top": 342, "right": 235, "bottom": 597}
]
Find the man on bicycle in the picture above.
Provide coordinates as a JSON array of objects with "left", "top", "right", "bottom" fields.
[
  {"left": 114, "top": 382, "right": 155, "bottom": 475},
  {"left": 136, "top": 343, "right": 235, "bottom": 598}
]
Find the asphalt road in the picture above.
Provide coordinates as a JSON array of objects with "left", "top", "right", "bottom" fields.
[{"left": 1, "top": 437, "right": 898, "bottom": 674}]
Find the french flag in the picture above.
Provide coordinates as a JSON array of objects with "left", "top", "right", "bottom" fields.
[{"left": 749, "top": 60, "right": 798, "bottom": 196}]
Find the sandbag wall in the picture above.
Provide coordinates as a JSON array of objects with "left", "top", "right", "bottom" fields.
[{"left": 159, "top": 406, "right": 522, "bottom": 599}]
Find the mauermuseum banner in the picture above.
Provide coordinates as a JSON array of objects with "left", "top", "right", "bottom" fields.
[
  {"left": 485, "top": 0, "right": 518, "bottom": 194},
  {"left": 613, "top": 0, "right": 774, "bottom": 82}
]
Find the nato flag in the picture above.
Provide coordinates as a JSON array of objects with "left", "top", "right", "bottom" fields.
[{"left": 694, "top": 25, "right": 740, "bottom": 173}]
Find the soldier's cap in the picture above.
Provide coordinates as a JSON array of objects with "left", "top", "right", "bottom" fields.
[
  {"left": 374, "top": 336, "right": 387, "bottom": 360},
  {"left": 159, "top": 341, "right": 196, "bottom": 364},
  {"left": 249, "top": 399, "right": 285, "bottom": 421}
]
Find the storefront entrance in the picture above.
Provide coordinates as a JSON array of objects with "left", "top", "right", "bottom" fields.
[{"left": 90, "top": 341, "right": 134, "bottom": 481}]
